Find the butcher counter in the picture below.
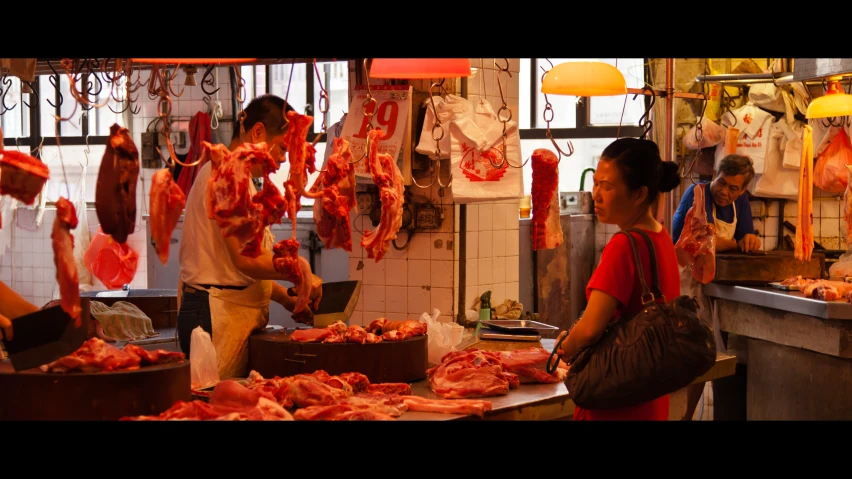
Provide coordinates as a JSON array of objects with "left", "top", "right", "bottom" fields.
[
  {"left": 703, "top": 283, "right": 852, "bottom": 420},
  {"left": 398, "top": 338, "right": 737, "bottom": 421}
]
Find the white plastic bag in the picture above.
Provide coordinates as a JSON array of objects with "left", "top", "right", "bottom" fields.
[
  {"left": 422, "top": 308, "right": 465, "bottom": 366},
  {"left": 190, "top": 326, "right": 219, "bottom": 389}
]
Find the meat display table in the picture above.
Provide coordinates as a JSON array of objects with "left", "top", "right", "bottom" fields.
[
  {"left": 399, "top": 339, "right": 737, "bottom": 421},
  {"left": 704, "top": 283, "right": 852, "bottom": 420}
]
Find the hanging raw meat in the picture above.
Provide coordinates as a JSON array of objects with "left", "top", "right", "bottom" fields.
[
  {"left": 675, "top": 183, "right": 717, "bottom": 284},
  {"left": 309, "top": 138, "right": 357, "bottom": 251},
  {"left": 272, "top": 110, "right": 321, "bottom": 313},
  {"left": 530, "top": 148, "right": 563, "bottom": 251},
  {"left": 95, "top": 124, "right": 139, "bottom": 245},
  {"left": 205, "top": 142, "right": 280, "bottom": 258},
  {"left": 149, "top": 168, "right": 186, "bottom": 265},
  {"left": 360, "top": 128, "right": 404, "bottom": 262},
  {"left": 795, "top": 126, "right": 814, "bottom": 262},
  {"left": 846, "top": 164, "right": 852, "bottom": 245},
  {"left": 0, "top": 149, "right": 50, "bottom": 206},
  {"left": 52, "top": 197, "right": 81, "bottom": 326}
]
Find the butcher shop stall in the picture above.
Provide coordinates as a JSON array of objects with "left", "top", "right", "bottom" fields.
[{"left": 3, "top": 56, "right": 845, "bottom": 422}]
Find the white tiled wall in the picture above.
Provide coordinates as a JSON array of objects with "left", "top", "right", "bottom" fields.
[
  {"left": 456, "top": 58, "right": 521, "bottom": 315},
  {"left": 349, "top": 178, "right": 456, "bottom": 327},
  {"left": 349, "top": 58, "right": 522, "bottom": 326},
  {"left": 1, "top": 67, "right": 232, "bottom": 306}
]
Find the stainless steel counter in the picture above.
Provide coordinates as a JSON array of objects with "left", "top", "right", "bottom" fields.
[{"left": 703, "top": 283, "right": 852, "bottom": 321}]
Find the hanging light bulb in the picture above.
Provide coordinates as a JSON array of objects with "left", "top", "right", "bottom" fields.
[
  {"left": 806, "top": 77, "right": 852, "bottom": 119},
  {"left": 183, "top": 65, "right": 198, "bottom": 86},
  {"left": 541, "top": 61, "right": 627, "bottom": 97},
  {"left": 370, "top": 58, "right": 472, "bottom": 79}
]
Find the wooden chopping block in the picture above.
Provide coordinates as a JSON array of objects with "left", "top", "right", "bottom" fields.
[{"left": 712, "top": 251, "right": 825, "bottom": 285}]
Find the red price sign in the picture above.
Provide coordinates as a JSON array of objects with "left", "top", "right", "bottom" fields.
[{"left": 339, "top": 84, "right": 412, "bottom": 180}]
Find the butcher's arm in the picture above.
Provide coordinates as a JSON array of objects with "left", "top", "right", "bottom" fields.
[
  {"left": 715, "top": 237, "right": 739, "bottom": 252},
  {"left": 556, "top": 289, "right": 619, "bottom": 361},
  {"left": 222, "top": 235, "right": 289, "bottom": 281},
  {"left": 271, "top": 282, "right": 297, "bottom": 310}
]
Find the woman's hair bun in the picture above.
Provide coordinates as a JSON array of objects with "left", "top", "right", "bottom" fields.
[{"left": 659, "top": 161, "right": 680, "bottom": 192}]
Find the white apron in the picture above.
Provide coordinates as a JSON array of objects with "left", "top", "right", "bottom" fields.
[
  {"left": 177, "top": 229, "right": 274, "bottom": 380},
  {"left": 680, "top": 184, "right": 737, "bottom": 353}
]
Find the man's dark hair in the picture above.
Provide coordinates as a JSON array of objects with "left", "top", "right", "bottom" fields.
[
  {"left": 231, "top": 94, "right": 296, "bottom": 141},
  {"left": 716, "top": 154, "right": 755, "bottom": 186}
]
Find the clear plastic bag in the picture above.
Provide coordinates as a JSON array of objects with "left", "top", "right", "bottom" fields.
[
  {"left": 422, "top": 308, "right": 465, "bottom": 366},
  {"left": 190, "top": 326, "right": 219, "bottom": 389}
]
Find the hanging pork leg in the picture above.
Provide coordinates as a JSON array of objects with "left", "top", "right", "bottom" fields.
[
  {"left": 361, "top": 128, "right": 404, "bottom": 262},
  {"left": 530, "top": 148, "right": 562, "bottom": 251},
  {"left": 0, "top": 149, "right": 50, "bottom": 206},
  {"left": 52, "top": 197, "right": 81, "bottom": 326},
  {"left": 95, "top": 124, "right": 140, "bottom": 245},
  {"left": 149, "top": 168, "right": 187, "bottom": 266},
  {"left": 310, "top": 138, "right": 357, "bottom": 251}
]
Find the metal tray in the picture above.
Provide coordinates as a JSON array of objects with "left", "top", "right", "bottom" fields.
[{"left": 480, "top": 320, "right": 559, "bottom": 334}]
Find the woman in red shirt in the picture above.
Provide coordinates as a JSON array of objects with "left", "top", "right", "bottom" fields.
[{"left": 555, "top": 138, "right": 681, "bottom": 421}]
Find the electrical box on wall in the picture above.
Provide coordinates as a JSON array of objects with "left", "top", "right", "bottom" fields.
[{"left": 140, "top": 132, "right": 158, "bottom": 169}]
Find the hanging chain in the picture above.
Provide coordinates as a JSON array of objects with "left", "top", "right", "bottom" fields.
[{"left": 540, "top": 59, "right": 573, "bottom": 161}]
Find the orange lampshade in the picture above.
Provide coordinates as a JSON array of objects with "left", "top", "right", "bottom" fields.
[
  {"left": 541, "top": 61, "right": 627, "bottom": 97},
  {"left": 806, "top": 79, "right": 852, "bottom": 119},
  {"left": 370, "top": 58, "right": 472, "bottom": 79},
  {"left": 131, "top": 58, "right": 256, "bottom": 64}
]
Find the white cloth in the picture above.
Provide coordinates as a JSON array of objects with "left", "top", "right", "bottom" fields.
[
  {"left": 415, "top": 94, "right": 473, "bottom": 159},
  {"left": 208, "top": 232, "right": 273, "bottom": 380},
  {"left": 754, "top": 123, "right": 800, "bottom": 200},
  {"left": 448, "top": 99, "right": 523, "bottom": 203},
  {"left": 179, "top": 161, "right": 255, "bottom": 288},
  {"left": 778, "top": 120, "right": 804, "bottom": 170},
  {"left": 712, "top": 202, "right": 737, "bottom": 242},
  {"left": 715, "top": 103, "right": 776, "bottom": 175}
]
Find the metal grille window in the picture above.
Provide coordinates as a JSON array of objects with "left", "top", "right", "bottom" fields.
[
  {"left": 1, "top": 65, "right": 125, "bottom": 204},
  {"left": 518, "top": 58, "right": 649, "bottom": 195}
]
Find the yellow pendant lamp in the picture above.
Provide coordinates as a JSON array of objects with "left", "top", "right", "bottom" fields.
[
  {"left": 369, "top": 58, "right": 472, "bottom": 79},
  {"left": 806, "top": 78, "right": 852, "bottom": 119},
  {"left": 541, "top": 61, "right": 627, "bottom": 96}
]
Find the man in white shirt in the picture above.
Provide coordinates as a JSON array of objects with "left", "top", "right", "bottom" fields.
[{"left": 177, "top": 94, "right": 322, "bottom": 380}]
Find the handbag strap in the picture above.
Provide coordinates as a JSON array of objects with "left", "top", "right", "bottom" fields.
[{"left": 615, "top": 229, "right": 664, "bottom": 305}]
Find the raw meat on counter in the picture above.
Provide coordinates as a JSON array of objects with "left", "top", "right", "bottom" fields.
[
  {"left": 779, "top": 275, "right": 817, "bottom": 290},
  {"left": 800, "top": 279, "right": 852, "bottom": 301},
  {"left": 290, "top": 319, "right": 427, "bottom": 343},
  {"left": 365, "top": 317, "right": 428, "bottom": 340},
  {"left": 530, "top": 148, "right": 563, "bottom": 251},
  {"left": 426, "top": 347, "right": 569, "bottom": 399},
  {"left": 51, "top": 197, "right": 82, "bottom": 325},
  {"left": 123, "top": 368, "right": 492, "bottom": 420},
  {"left": 675, "top": 183, "right": 716, "bottom": 284},
  {"left": 95, "top": 124, "right": 139, "bottom": 245},
  {"left": 149, "top": 168, "right": 186, "bottom": 265},
  {"left": 0, "top": 148, "right": 50, "bottom": 205},
  {"left": 40, "top": 338, "right": 185, "bottom": 373},
  {"left": 309, "top": 138, "right": 357, "bottom": 252},
  {"left": 360, "top": 128, "right": 404, "bottom": 262}
]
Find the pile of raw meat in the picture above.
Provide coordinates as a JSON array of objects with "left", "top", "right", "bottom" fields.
[
  {"left": 780, "top": 275, "right": 852, "bottom": 302},
  {"left": 123, "top": 369, "right": 492, "bottom": 421},
  {"left": 39, "top": 337, "right": 185, "bottom": 373},
  {"left": 426, "top": 347, "right": 569, "bottom": 399},
  {"left": 289, "top": 318, "right": 427, "bottom": 344},
  {"left": 675, "top": 183, "right": 717, "bottom": 284}
]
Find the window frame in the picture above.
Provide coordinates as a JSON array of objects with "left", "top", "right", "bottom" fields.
[{"left": 518, "top": 58, "right": 648, "bottom": 142}]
